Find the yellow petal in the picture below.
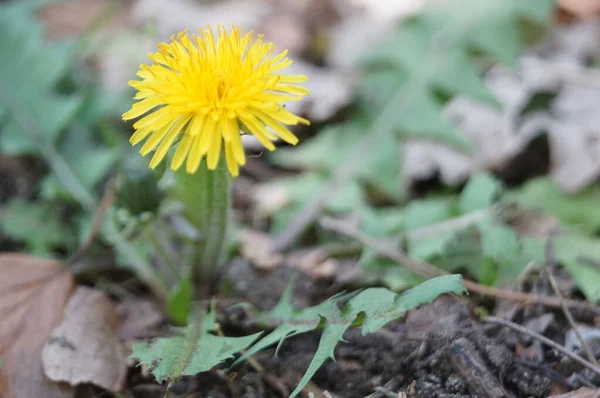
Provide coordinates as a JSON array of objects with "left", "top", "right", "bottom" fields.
[
  {"left": 133, "top": 108, "right": 169, "bottom": 130},
  {"left": 140, "top": 119, "right": 177, "bottom": 155},
  {"left": 239, "top": 115, "right": 276, "bottom": 151},
  {"left": 149, "top": 115, "right": 190, "bottom": 168},
  {"left": 254, "top": 110, "right": 299, "bottom": 145},
  {"left": 197, "top": 117, "right": 216, "bottom": 155},
  {"left": 171, "top": 133, "right": 193, "bottom": 170},
  {"left": 230, "top": 125, "right": 246, "bottom": 165},
  {"left": 274, "top": 84, "right": 311, "bottom": 96},
  {"left": 130, "top": 127, "right": 153, "bottom": 145},
  {"left": 278, "top": 74, "right": 308, "bottom": 83},
  {"left": 122, "top": 96, "right": 162, "bottom": 120},
  {"left": 207, "top": 125, "right": 222, "bottom": 170},
  {"left": 255, "top": 106, "right": 309, "bottom": 126},
  {"left": 188, "top": 114, "right": 206, "bottom": 137},
  {"left": 186, "top": 132, "right": 204, "bottom": 173},
  {"left": 225, "top": 142, "right": 239, "bottom": 177},
  {"left": 226, "top": 117, "right": 239, "bottom": 143}
]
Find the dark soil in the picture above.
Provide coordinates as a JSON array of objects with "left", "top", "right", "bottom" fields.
[{"left": 112, "top": 263, "right": 599, "bottom": 398}]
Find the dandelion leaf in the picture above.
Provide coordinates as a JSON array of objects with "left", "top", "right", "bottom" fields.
[
  {"left": 237, "top": 275, "right": 466, "bottom": 398},
  {"left": 130, "top": 305, "right": 261, "bottom": 383}
]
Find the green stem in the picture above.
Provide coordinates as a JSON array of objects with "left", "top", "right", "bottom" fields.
[{"left": 174, "top": 158, "right": 231, "bottom": 288}]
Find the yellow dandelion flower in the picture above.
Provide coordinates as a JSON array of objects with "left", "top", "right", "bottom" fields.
[{"left": 123, "top": 25, "right": 310, "bottom": 177}]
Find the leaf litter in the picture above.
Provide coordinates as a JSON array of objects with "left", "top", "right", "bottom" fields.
[
  {"left": 42, "top": 287, "right": 127, "bottom": 392},
  {"left": 0, "top": 254, "right": 75, "bottom": 398},
  {"left": 5, "top": 0, "right": 600, "bottom": 397}
]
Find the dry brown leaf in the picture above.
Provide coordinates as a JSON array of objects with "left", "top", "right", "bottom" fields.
[
  {"left": 117, "top": 297, "right": 164, "bottom": 340},
  {"left": 42, "top": 287, "right": 126, "bottom": 392},
  {"left": 39, "top": 0, "right": 130, "bottom": 40},
  {"left": 287, "top": 247, "right": 338, "bottom": 279},
  {"left": 238, "top": 229, "right": 284, "bottom": 270},
  {"left": 0, "top": 253, "right": 75, "bottom": 398},
  {"left": 405, "top": 21, "right": 600, "bottom": 193},
  {"left": 559, "top": 0, "right": 600, "bottom": 18}
]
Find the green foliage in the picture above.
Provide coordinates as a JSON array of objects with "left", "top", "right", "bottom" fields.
[
  {"left": 0, "top": 199, "right": 75, "bottom": 255},
  {"left": 0, "top": 0, "right": 83, "bottom": 154},
  {"left": 353, "top": 172, "right": 600, "bottom": 302},
  {"left": 131, "top": 276, "right": 465, "bottom": 395},
  {"left": 166, "top": 279, "right": 193, "bottom": 325},
  {"left": 458, "top": 173, "right": 503, "bottom": 213},
  {"left": 131, "top": 304, "right": 262, "bottom": 383},
  {"left": 505, "top": 177, "right": 600, "bottom": 235},
  {"left": 40, "top": 127, "right": 122, "bottom": 204},
  {"left": 239, "top": 275, "right": 466, "bottom": 397},
  {"left": 267, "top": 0, "right": 554, "bottom": 236},
  {"left": 552, "top": 235, "right": 600, "bottom": 303}
]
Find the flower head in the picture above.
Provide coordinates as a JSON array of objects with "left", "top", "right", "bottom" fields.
[{"left": 123, "top": 25, "right": 310, "bottom": 177}]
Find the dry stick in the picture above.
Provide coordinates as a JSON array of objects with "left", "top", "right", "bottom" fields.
[
  {"left": 546, "top": 239, "right": 600, "bottom": 367},
  {"left": 67, "top": 179, "right": 117, "bottom": 267},
  {"left": 320, "top": 217, "right": 599, "bottom": 312},
  {"left": 484, "top": 316, "right": 600, "bottom": 378}
]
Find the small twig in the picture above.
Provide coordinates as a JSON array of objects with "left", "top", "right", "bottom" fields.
[
  {"left": 320, "top": 217, "right": 599, "bottom": 313},
  {"left": 484, "top": 316, "right": 600, "bottom": 377},
  {"left": 406, "top": 206, "right": 493, "bottom": 240},
  {"left": 546, "top": 239, "right": 599, "bottom": 367},
  {"left": 67, "top": 179, "right": 117, "bottom": 267}
]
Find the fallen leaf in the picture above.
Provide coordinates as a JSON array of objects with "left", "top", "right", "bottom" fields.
[
  {"left": 238, "top": 229, "right": 284, "bottom": 270},
  {"left": 404, "top": 294, "right": 471, "bottom": 339},
  {"left": 559, "top": 0, "right": 600, "bottom": 18},
  {"left": 257, "top": 12, "right": 309, "bottom": 55},
  {"left": 130, "top": 0, "right": 269, "bottom": 39},
  {"left": 287, "top": 247, "right": 338, "bottom": 279},
  {"left": 0, "top": 253, "right": 75, "bottom": 398},
  {"left": 117, "top": 298, "right": 164, "bottom": 340},
  {"left": 39, "top": 0, "right": 129, "bottom": 40},
  {"left": 404, "top": 20, "right": 600, "bottom": 193},
  {"left": 42, "top": 287, "right": 127, "bottom": 392}
]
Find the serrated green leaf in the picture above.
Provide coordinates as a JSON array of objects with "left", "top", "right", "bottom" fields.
[
  {"left": 505, "top": 177, "right": 600, "bottom": 235},
  {"left": 131, "top": 305, "right": 262, "bottom": 383},
  {"left": 458, "top": 173, "right": 502, "bottom": 213},
  {"left": 238, "top": 275, "right": 466, "bottom": 398}
]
